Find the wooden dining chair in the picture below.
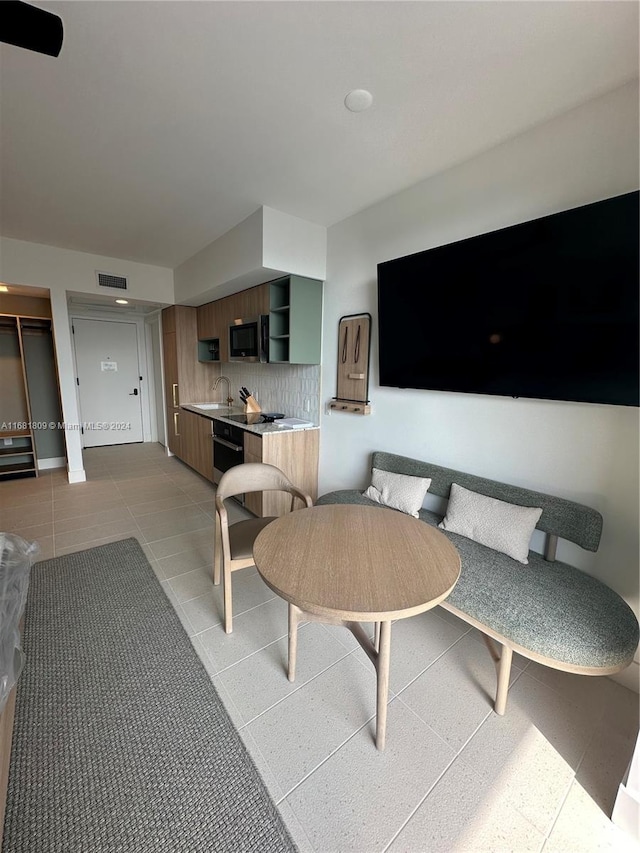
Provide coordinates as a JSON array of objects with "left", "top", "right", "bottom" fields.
[{"left": 214, "top": 462, "right": 313, "bottom": 633}]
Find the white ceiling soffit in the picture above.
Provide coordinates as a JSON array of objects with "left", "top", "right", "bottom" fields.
[
  {"left": 67, "top": 292, "right": 165, "bottom": 316},
  {"left": 1, "top": 1, "right": 637, "bottom": 268}
]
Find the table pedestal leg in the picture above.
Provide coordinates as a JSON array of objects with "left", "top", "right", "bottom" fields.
[
  {"left": 374, "top": 621, "right": 381, "bottom": 652},
  {"left": 288, "top": 603, "right": 301, "bottom": 682},
  {"left": 291, "top": 614, "right": 393, "bottom": 750},
  {"left": 375, "top": 620, "right": 391, "bottom": 751}
]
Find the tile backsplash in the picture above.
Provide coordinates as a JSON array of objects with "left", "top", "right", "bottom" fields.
[{"left": 220, "top": 363, "right": 321, "bottom": 423}]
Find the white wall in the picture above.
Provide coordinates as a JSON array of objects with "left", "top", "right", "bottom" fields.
[
  {"left": 173, "top": 205, "right": 327, "bottom": 306},
  {"left": 146, "top": 315, "right": 166, "bottom": 446},
  {"left": 262, "top": 207, "right": 327, "bottom": 283},
  {"left": 173, "top": 208, "right": 264, "bottom": 305},
  {"left": 0, "top": 239, "right": 173, "bottom": 481},
  {"left": 320, "top": 81, "right": 640, "bottom": 681},
  {"left": 0, "top": 238, "right": 174, "bottom": 302}
]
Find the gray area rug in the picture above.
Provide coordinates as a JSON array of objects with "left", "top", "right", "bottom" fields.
[{"left": 2, "top": 537, "right": 297, "bottom": 853}]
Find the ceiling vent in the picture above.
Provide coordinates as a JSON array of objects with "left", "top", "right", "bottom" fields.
[{"left": 96, "top": 271, "right": 128, "bottom": 291}]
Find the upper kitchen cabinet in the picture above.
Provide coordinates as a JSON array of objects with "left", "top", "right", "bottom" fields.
[
  {"left": 236, "top": 283, "right": 270, "bottom": 320},
  {"left": 268, "top": 276, "right": 323, "bottom": 364},
  {"left": 162, "top": 306, "right": 217, "bottom": 455},
  {"left": 197, "top": 300, "right": 225, "bottom": 363},
  {"left": 197, "top": 285, "right": 269, "bottom": 364},
  {"left": 196, "top": 276, "right": 322, "bottom": 365}
]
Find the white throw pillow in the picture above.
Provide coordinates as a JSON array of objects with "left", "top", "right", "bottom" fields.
[
  {"left": 438, "top": 483, "right": 542, "bottom": 564},
  {"left": 363, "top": 468, "right": 432, "bottom": 518}
]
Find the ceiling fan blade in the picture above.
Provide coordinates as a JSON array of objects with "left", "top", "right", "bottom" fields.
[{"left": 1, "top": 1, "right": 63, "bottom": 57}]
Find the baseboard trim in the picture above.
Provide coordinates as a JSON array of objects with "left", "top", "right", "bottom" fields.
[
  {"left": 612, "top": 780, "right": 639, "bottom": 843},
  {"left": 37, "top": 457, "right": 66, "bottom": 471},
  {"left": 610, "top": 659, "right": 639, "bottom": 693},
  {"left": 612, "top": 731, "right": 640, "bottom": 843}
]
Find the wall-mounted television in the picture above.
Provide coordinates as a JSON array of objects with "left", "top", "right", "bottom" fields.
[{"left": 377, "top": 191, "right": 639, "bottom": 407}]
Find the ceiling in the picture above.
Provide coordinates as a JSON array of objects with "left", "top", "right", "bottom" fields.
[
  {"left": 1, "top": 1, "right": 637, "bottom": 270},
  {"left": 66, "top": 292, "right": 165, "bottom": 315}
]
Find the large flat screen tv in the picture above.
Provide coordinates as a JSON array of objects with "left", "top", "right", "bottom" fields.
[{"left": 377, "top": 191, "right": 639, "bottom": 407}]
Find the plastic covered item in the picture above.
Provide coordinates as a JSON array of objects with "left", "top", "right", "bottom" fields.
[{"left": 0, "top": 533, "right": 39, "bottom": 714}]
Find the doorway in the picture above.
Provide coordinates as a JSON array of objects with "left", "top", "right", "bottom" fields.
[{"left": 72, "top": 318, "right": 144, "bottom": 447}]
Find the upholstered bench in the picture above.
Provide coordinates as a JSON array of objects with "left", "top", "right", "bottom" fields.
[{"left": 316, "top": 452, "right": 639, "bottom": 714}]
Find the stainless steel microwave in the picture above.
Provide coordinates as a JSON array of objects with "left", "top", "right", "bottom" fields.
[{"left": 229, "top": 315, "right": 269, "bottom": 363}]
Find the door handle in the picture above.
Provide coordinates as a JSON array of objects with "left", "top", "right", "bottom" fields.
[
  {"left": 173, "top": 412, "right": 180, "bottom": 436},
  {"left": 129, "top": 388, "right": 139, "bottom": 396},
  {"left": 213, "top": 436, "right": 243, "bottom": 452},
  {"left": 172, "top": 383, "right": 179, "bottom": 406}
]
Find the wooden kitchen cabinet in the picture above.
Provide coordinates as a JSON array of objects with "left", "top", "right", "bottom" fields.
[
  {"left": 161, "top": 328, "right": 182, "bottom": 456},
  {"left": 162, "top": 306, "right": 217, "bottom": 459},
  {"left": 196, "top": 301, "right": 225, "bottom": 363},
  {"left": 239, "top": 283, "right": 270, "bottom": 319},
  {"left": 196, "top": 302, "right": 216, "bottom": 341},
  {"left": 243, "top": 429, "right": 319, "bottom": 517},
  {"left": 179, "top": 409, "right": 214, "bottom": 482},
  {"left": 196, "top": 282, "right": 274, "bottom": 364}
]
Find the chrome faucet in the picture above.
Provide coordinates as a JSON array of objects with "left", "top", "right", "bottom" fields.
[{"left": 213, "top": 375, "right": 234, "bottom": 407}]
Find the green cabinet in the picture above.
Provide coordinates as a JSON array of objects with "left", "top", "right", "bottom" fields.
[{"left": 268, "top": 275, "right": 323, "bottom": 364}]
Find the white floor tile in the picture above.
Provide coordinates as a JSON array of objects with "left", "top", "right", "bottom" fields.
[
  {"left": 166, "top": 566, "right": 215, "bottom": 603},
  {"left": 197, "top": 596, "right": 290, "bottom": 672},
  {"left": 398, "top": 632, "right": 522, "bottom": 751},
  {"left": 286, "top": 699, "right": 454, "bottom": 853},
  {"left": 388, "top": 755, "right": 545, "bottom": 853},
  {"left": 545, "top": 780, "right": 639, "bottom": 852},
  {"left": 385, "top": 608, "right": 470, "bottom": 694},
  {"left": 217, "top": 622, "right": 351, "bottom": 725},
  {"left": 244, "top": 655, "right": 378, "bottom": 795}
]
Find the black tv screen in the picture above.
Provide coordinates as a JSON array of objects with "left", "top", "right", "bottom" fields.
[{"left": 377, "top": 191, "right": 639, "bottom": 407}]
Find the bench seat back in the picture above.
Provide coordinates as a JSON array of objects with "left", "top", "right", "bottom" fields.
[{"left": 372, "top": 452, "right": 603, "bottom": 552}]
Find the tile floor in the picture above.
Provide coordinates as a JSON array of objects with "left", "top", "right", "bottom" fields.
[{"left": 1, "top": 443, "right": 639, "bottom": 852}]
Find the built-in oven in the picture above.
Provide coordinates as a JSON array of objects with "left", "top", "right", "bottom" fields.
[{"left": 213, "top": 419, "right": 245, "bottom": 500}]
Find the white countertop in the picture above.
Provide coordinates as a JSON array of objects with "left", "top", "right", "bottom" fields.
[{"left": 180, "top": 405, "right": 319, "bottom": 435}]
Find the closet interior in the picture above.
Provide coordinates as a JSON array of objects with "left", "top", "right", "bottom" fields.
[{"left": 0, "top": 311, "right": 65, "bottom": 479}]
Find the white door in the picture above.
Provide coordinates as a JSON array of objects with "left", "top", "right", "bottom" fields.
[{"left": 72, "top": 318, "right": 144, "bottom": 448}]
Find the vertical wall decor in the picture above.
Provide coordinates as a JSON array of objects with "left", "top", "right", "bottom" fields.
[{"left": 330, "top": 313, "right": 372, "bottom": 415}]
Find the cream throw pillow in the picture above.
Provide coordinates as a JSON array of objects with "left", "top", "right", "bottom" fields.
[
  {"left": 438, "top": 483, "right": 542, "bottom": 564},
  {"left": 363, "top": 468, "right": 432, "bottom": 518}
]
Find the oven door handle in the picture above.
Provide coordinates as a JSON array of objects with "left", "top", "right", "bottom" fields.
[{"left": 213, "top": 436, "right": 243, "bottom": 452}]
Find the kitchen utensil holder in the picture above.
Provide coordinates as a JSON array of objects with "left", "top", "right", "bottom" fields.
[
  {"left": 244, "top": 395, "right": 262, "bottom": 414},
  {"left": 330, "top": 312, "right": 372, "bottom": 415}
]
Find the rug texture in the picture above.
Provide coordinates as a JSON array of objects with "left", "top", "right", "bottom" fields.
[{"left": 2, "top": 537, "right": 297, "bottom": 853}]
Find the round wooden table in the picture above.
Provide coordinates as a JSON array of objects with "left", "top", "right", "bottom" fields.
[{"left": 253, "top": 503, "right": 461, "bottom": 750}]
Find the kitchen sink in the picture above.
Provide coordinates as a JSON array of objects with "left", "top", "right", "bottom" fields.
[{"left": 190, "top": 403, "right": 232, "bottom": 410}]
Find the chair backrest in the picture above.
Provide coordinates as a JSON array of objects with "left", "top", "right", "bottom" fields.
[{"left": 216, "top": 462, "right": 305, "bottom": 502}]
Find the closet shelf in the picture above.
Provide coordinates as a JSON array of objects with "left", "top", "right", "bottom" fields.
[
  {"left": 0, "top": 448, "right": 34, "bottom": 458},
  {"left": 0, "top": 463, "right": 37, "bottom": 476}
]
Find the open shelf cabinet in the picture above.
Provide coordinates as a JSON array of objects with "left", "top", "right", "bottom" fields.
[
  {"left": 268, "top": 275, "right": 322, "bottom": 364},
  {"left": 0, "top": 314, "right": 64, "bottom": 480}
]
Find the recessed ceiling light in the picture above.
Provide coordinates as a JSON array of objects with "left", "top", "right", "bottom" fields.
[
  {"left": 344, "top": 89, "right": 373, "bottom": 112},
  {"left": 115, "top": 299, "right": 129, "bottom": 305},
  {"left": 0, "top": 285, "right": 8, "bottom": 292}
]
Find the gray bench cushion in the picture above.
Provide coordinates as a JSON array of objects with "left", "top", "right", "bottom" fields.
[{"left": 316, "top": 489, "right": 639, "bottom": 671}]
